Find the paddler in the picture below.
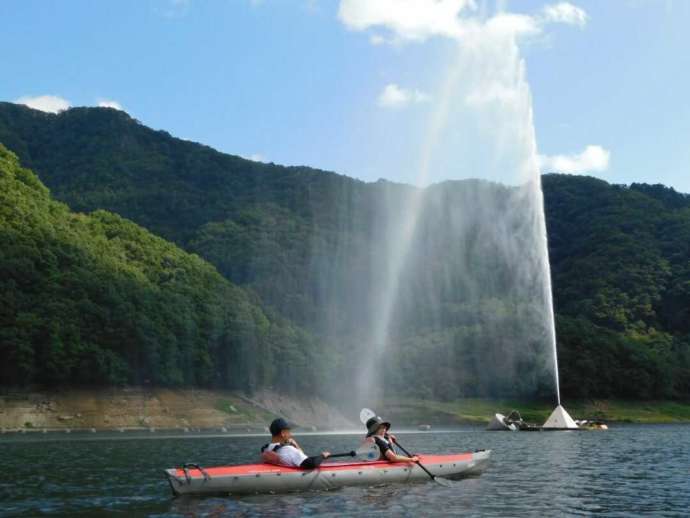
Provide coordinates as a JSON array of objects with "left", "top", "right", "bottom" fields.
[
  {"left": 365, "top": 416, "right": 419, "bottom": 463},
  {"left": 260, "top": 418, "right": 331, "bottom": 469}
]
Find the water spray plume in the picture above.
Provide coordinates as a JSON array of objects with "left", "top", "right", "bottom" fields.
[{"left": 355, "top": 15, "right": 562, "bottom": 406}]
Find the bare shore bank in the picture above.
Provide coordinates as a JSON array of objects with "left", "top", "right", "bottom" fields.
[
  {"left": 2, "top": 389, "right": 689, "bottom": 434},
  {"left": 0, "top": 388, "right": 354, "bottom": 433}
]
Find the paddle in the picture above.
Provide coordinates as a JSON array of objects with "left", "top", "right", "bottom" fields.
[
  {"left": 359, "top": 407, "right": 453, "bottom": 487},
  {"left": 327, "top": 441, "right": 380, "bottom": 460}
]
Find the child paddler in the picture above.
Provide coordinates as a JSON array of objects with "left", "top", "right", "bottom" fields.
[
  {"left": 260, "top": 418, "right": 331, "bottom": 469},
  {"left": 365, "top": 416, "right": 419, "bottom": 463}
]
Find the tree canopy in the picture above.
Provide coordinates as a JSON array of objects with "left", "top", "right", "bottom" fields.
[
  {"left": 1, "top": 102, "right": 689, "bottom": 401},
  {"left": 0, "top": 144, "right": 325, "bottom": 393}
]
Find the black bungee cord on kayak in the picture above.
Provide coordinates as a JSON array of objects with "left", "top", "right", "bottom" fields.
[{"left": 180, "top": 463, "right": 211, "bottom": 485}]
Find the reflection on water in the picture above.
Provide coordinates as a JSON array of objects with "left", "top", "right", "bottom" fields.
[{"left": 1, "top": 425, "right": 689, "bottom": 517}]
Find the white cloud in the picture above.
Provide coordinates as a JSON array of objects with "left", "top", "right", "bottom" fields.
[
  {"left": 338, "top": 0, "right": 587, "bottom": 44},
  {"left": 338, "top": 0, "right": 476, "bottom": 42},
  {"left": 539, "top": 145, "right": 610, "bottom": 174},
  {"left": 97, "top": 99, "right": 124, "bottom": 111},
  {"left": 378, "top": 83, "right": 430, "bottom": 109},
  {"left": 486, "top": 12, "right": 541, "bottom": 37},
  {"left": 540, "top": 2, "right": 588, "bottom": 27},
  {"left": 244, "top": 153, "right": 267, "bottom": 163},
  {"left": 15, "top": 95, "right": 128, "bottom": 114},
  {"left": 14, "top": 95, "right": 70, "bottom": 114}
]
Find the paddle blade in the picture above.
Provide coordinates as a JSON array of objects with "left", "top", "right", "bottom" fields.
[
  {"left": 354, "top": 440, "right": 380, "bottom": 461},
  {"left": 434, "top": 477, "right": 455, "bottom": 487},
  {"left": 359, "top": 408, "right": 376, "bottom": 425}
]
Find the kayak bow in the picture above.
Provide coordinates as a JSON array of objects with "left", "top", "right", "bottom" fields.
[{"left": 165, "top": 450, "right": 491, "bottom": 496}]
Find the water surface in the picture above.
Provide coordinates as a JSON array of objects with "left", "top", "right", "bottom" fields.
[{"left": 2, "top": 425, "right": 688, "bottom": 517}]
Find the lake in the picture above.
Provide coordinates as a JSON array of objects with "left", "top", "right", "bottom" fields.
[{"left": 2, "top": 425, "right": 689, "bottom": 517}]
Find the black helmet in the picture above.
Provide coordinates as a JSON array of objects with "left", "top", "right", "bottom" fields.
[
  {"left": 269, "top": 418, "right": 292, "bottom": 436},
  {"left": 365, "top": 416, "right": 391, "bottom": 437}
]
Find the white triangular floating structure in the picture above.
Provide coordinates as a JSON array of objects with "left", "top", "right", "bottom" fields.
[{"left": 543, "top": 405, "right": 579, "bottom": 429}]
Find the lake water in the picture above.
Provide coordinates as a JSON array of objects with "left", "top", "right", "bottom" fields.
[{"left": 2, "top": 425, "right": 689, "bottom": 517}]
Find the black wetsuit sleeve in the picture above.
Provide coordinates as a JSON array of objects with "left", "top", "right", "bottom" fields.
[
  {"left": 374, "top": 436, "right": 391, "bottom": 457},
  {"left": 299, "top": 455, "right": 325, "bottom": 469}
]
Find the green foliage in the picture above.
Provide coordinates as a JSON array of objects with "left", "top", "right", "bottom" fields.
[
  {"left": 1, "top": 102, "right": 690, "bottom": 401},
  {"left": 543, "top": 174, "right": 690, "bottom": 398},
  {"left": 0, "top": 143, "right": 323, "bottom": 392}
]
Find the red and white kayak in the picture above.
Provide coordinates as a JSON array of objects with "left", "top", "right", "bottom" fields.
[{"left": 165, "top": 450, "right": 491, "bottom": 495}]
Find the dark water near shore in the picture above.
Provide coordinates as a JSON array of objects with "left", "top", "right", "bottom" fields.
[{"left": 1, "top": 425, "right": 689, "bottom": 517}]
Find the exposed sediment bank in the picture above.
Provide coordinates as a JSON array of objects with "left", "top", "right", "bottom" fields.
[
  {"left": 2, "top": 390, "right": 690, "bottom": 434},
  {"left": 0, "top": 388, "right": 353, "bottom": 433}
]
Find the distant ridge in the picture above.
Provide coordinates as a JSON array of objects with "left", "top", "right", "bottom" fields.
[{"left": 1, "top": 101, "right": 689, "bottom": 401}]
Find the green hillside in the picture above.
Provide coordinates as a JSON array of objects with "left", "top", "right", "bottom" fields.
[
  {"left": 0, "top": 144, "right": 324, "bottom": 393},
  {"left": 543, "top": 174, "right": 690, "bottom": 398},
  {"left": 1, "top": 102, "right": 689, "bottom": 401}
]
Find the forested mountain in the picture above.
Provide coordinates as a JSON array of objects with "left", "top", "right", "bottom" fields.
[
  {"left": 0, "top": 144, "right": 324, "bottom": 393},
  {"left": 544, "top": 175, "right": 690, "bottom": 398},
  {"left": 1, "top": 102, "right": 689, "bottom": 400}
]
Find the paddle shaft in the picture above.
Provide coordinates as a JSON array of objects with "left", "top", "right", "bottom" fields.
[
  {"left": 328, "top": 444, "right": 377, "bottom": 460},
  {"left": 392, "top": 439, "right": 438, "bottom": 481},
  {"left": 327, "top": 451, "right": 356, "bottom": 459}
]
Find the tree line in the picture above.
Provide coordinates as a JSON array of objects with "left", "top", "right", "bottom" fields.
[{"left": 1, "top": 102, "right": 689, "bottom": 400}]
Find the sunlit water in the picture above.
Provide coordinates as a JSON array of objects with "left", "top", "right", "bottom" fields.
[{"left": 2, "top": 425, "right": 689, "bottom": 517}]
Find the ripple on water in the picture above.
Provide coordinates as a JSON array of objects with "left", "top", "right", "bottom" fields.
[{"left": 1, "top": 425, "right": 690, "bottom": 517}]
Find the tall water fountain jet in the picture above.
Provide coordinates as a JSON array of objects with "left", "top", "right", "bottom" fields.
[
  {"left": 353, "top": 16, "right": 565, "bottom": 410},
  {"left": 275, "top": 3, "right": 596, "bottom": 419}
]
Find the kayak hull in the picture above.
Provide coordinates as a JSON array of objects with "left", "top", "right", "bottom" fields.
[{"left": 165, "top": 450, "right": 491, "bottom": 496}]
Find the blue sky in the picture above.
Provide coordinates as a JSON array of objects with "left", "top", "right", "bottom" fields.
[{"left": 2, "top": 0, "right": 689, "bottom": 192}]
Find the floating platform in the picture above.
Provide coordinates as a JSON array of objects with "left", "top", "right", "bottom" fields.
[{"left": 487, "top": 405, "right": 607, "bottom": 431}]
